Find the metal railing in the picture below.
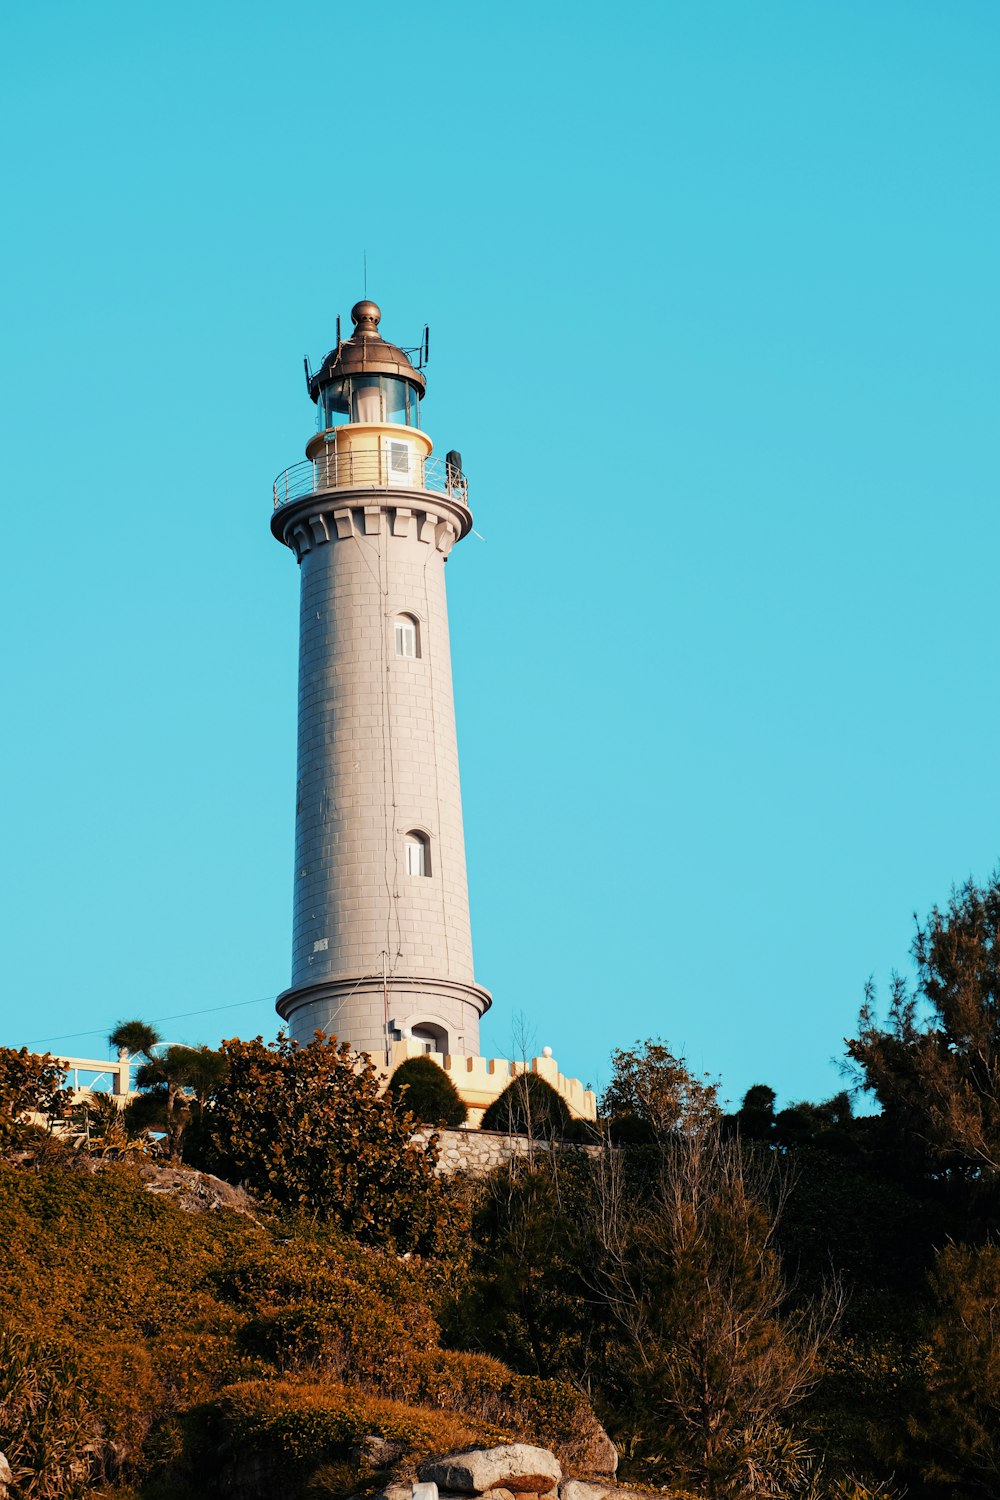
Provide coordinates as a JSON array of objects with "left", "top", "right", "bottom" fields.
[{"left": 273, "top": 448, "right": 468, "bottom": 510}]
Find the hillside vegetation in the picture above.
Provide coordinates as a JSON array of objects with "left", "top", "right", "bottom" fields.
[
  {"left": 6, "top": 873, "right": 1000, "bottom": 1499},
  {"left": 0, "top": 1153, "right": 602, "bottom": 1499}
]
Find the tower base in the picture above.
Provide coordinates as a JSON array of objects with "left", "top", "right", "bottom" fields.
[{"left": 276, "top": 974, "right": 491, "bottom": 1061}]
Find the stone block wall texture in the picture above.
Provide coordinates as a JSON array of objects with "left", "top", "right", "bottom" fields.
[
  {"left": 411, "top": 1125, "right": 601, "bottom": 1178},
  {"left": 275, "top": 486, "right": 488, "bottom": 1058}
]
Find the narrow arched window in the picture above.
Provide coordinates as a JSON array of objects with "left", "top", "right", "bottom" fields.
[
  {"left": 394, "top": 613, "right": 419, "bottom": 659},
  {"left": 405, "top": 830, "right": 431, "bottom": 877}
]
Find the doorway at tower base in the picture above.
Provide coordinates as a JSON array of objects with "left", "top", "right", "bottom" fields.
[{"left": 384, "top": 1040, "right": 597, "bottom": 1129}]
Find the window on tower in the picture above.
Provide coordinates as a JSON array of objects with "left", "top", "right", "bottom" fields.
[
  {"left": 405, "top": 831, "right": 431, "bottom": 877},
  {"left": 394, "top": 614, "right": 420, "bottom": 659}
]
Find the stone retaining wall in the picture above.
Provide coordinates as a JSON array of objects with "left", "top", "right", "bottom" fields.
[{"left": 412, "top": 1125, "right": 600, "bottom": 1177}]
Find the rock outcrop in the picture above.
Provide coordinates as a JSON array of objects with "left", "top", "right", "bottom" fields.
[
  {"left": 418, "top": 1444, "right": 562, "bottom": 1495},
  {"left": 366, "top": 1443, "right": 681, "bottom": 1500}
]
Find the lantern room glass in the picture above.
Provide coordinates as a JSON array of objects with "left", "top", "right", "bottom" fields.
[{"left": 317, "top": 376, "right": 420, "bottom": 431}]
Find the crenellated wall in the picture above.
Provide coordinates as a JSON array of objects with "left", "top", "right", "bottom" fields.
[{"left": 387, "top": 1040, "right": 597, "bottom": 1126}]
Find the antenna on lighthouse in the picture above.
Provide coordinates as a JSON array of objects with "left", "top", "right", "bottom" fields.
[{"left": 423, "top": 325, "right": 430, "bottom": 365}]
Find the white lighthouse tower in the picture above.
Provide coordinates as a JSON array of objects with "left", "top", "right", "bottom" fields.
[{"left": 271, "top": 300, "right": 491, "bottom": 1061}]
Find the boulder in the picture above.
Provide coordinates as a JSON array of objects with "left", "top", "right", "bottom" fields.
[
  {"left": 560, "top": 1484, "right": 610, "bottom": 1500},
  {"left": 0, "top": 1451, "right": 11, "bottom": 1500},
  {"left": 559, "top": 1487, "right": 657, "bottom": 1500},
  {"left": 558, "top": 1421, "right": 618, "bottom": 1480},
  {"left": 351, "top": 1435, "right": 407, "bottom": 1468},
  {"left": 419, "top": 1445, "right": 562, "bottom": 1495}
]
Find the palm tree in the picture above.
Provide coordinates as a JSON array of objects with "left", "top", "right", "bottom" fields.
[
  {"left": 108, "top": 1019, "right": 161, "bottom": 1061},
  {"left": 135, "top": 1045, "right": 227, "bottom": 1162},
  {"left": 108, "top": 1023, "right": 226, "bottom": 1162}
]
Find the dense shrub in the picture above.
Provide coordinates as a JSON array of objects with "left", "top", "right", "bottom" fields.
[
  {"left": 480, "top": 1072, "right": 572, "bottom": 1136},
  {"left": 236, "top": 1287, "right": 437, "bottom": 1385},
  {"left": 387, "top": 1055, "right": 467, "bottom": 1127},
  {"left": 199, "top": 1379, "right": 482, "bottom": 1480},
  {"left": 213, "top": 1231, "right": 442, "bottom": 1332},
  {"left": 395, "top": 1348, "right": 605, "bottom": 1469},
  {"left": 0, "top": 1046, "right": 69, "bottom": 1142},
  {"left": 0, "top": 1160, "right": 263, "bottom": 1480},
  {"left": 0, "top": 1321, "right": 100, "bottom": 1499},
  {"left": 196, "top": 1033, "right": 460, "bottom": 1254},
  {"left": 918, "top": 1242, "right": 1000, "bottom": 1489}
]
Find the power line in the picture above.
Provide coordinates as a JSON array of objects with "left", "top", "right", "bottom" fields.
[{"left": 28, "top": 994, "right": 278, "bottom": 1049}]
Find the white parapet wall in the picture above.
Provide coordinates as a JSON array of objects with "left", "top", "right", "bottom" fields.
[
  {"left": 40, "top": 1054, "right": 133, "bottom": 1101},
  {"left": 386, "top": 1040, "right": 597, "bottom": 1128}
]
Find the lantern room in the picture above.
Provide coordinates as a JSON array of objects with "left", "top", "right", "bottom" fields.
[
  {"left": 274, "top": 299, "right": 468, "bottom": 513},
  {"left": 308, "top": 299, "right": 425, "bottom": 433}
]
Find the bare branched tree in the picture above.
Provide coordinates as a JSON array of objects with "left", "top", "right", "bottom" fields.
[{"left": 587, "top": 1125, "right": 844, "bottom": 1495}]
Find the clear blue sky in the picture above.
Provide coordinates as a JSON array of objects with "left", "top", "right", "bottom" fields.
[{"left": 1, "top": 1, "right": 998, "bottom": 1109}]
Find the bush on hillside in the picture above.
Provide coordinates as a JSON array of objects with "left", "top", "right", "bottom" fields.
[
  {"left": 480, "top": 1072, "right": 572, "bottom": 1137},
  {"left": 387, "top": 1056, "right": 467, "bottom": 1127},
  {"left": 194, "top": 1357, "right": 603, "bottom": 1496},
  {"left": 215, "top": 1235, "right": 438, "bottom": 1328},
  {"left": 393, "top": 1347, "right": 605, "bottom": 1469},
  {"left": 0, "top": 1320, "right": 101, "bottom": 1499},
  {"left": 0, "top": 1046, "right": 70, "bottom": 1143},
  {"left": 194, "top": 1032, "right": 461, "bottom": 1255},
  {"left": 195, "top": 1379, "right": 482, "bottom": 1491}
]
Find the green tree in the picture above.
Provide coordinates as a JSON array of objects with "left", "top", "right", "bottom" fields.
[
  {"left": 136, "top": 1043, "right": 228, "bottom": 1162},
  {"left": 200, "top": 1032, "right": 457, "bottom": 1254},
  {"left": 774, "top": 1092, "right": 856, "bottom": 1153},
  {"left": 454, "top": 1120, "right": 843, "bottom": 1495},
  {"left": 916, "top": 1241, "right": 1000, "bottom": 1491},
  {"left": 480, "top": 1072, "right": 572, "bottom": 1137},
  {"left": 725, "top": 1084, "right": 778, "bottom": 1145},
  {"left": 0, "top": 1047, "right": 69, "bottom": 1144},
  {"left": 110, "top": 1021, "right": 227, "bottom": 1162},
  {"left": 601, "top": 1037, "right": 721, "bottom": 1140},
  {"left": 448, "top": 1153, "right": 600, "bottom": 1381},
  {"left": 848, "top": 874, "right": 1000, "bottom": 1180},
  {"left": 387, "top": 1055, "right": 467, "bottom": 1127}
]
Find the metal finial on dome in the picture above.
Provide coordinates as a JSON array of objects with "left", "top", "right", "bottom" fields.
[
  {"left": 351, "top": 300, "right": 381, "bottom": 334},
  {"left": 307, "top": 299, "right": 426, "bottom": 402}
]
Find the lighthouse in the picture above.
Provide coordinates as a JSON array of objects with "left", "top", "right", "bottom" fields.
[{"left": 271, "top": 300, "right": 491, "bottom": 1062}]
